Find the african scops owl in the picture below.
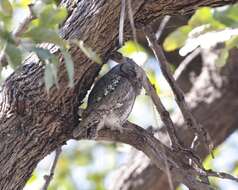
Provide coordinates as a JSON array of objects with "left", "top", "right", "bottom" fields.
[{"left": 73, "top": 57, "right": 143, "bottom": 138}]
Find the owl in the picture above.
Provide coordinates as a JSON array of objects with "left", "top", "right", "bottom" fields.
[{"left": 73, "top": 57, "right": 143, "bottom": 138}]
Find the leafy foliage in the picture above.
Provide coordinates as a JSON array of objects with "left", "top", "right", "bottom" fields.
[
  {"left": 75, "top": 40, "right": 103, "bottom": 65},
  {"left": 0, "top": 0, "right": 105, "bottom": 91},
  {"left": 163, "top": 4, "right": 238, "bottom": 66},
  {"left": 0, "top": 0, "right": 69, "bottom": 90}
]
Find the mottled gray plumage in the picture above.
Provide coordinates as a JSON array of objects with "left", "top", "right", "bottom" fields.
[{"left": 73, "top": 58, "right": 143, "bottom": 138}]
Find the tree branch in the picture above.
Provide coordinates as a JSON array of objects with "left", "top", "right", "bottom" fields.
[
  {"left": 41, "top": 147, "right": 62, "bottom": 190},
  {"left": 75, "top": 120, "right": 238, "bottom": 190},
  {"left": 75, "top": 122, "right": 212, "bottom": 190}
]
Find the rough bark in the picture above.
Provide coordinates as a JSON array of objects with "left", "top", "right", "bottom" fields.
[
  {"left": 110, "top": 48, "right": 238, "bottom": 190},
  {"left": 0, "top": 0, "right": 237, "bottom": 190}
]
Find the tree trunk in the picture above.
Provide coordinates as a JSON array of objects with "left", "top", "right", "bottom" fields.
[{"left": 0, "top": 0, "right": 237, "bottom": 189}]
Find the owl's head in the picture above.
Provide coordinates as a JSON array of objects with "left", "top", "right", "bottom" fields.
[
  {"left": 120, "top": 57, "right": 144, "bottom": 82},
  {"left": 119, "top": 58, "right": 143, "bottom": 95}
]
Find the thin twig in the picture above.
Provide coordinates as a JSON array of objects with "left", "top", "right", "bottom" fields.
[
  {"left": 119, "top": 0, "right": 126, "bottom": 46},
  {"left": 144, "top": 28, "right": 213, "bottom": 155},
  {"left": 205, "top": 170, "right": 238, "bottom": 183},
  {"left": 151, "top": 102, "right": 174, "bottom": 190},
  {"left": 156, "top": 15, "right": 171, "bottom": 41},
  {"left": 41, "top": 147, "right": 62, "bottom": 190},
  {"left": 12, "top": 4, "right": 36, "bottom": 39},
  {"left": 174, "top": 48, "right": 201, "bottom": 80},
  {"left": 142, "top": 76, "right": 182, "bottom": 150},
  {"left": 127, "top": 0, "right": 138, "bottom": 43},
  {"left": 154, "top": 16, "right": 174, "bottom": 190}
]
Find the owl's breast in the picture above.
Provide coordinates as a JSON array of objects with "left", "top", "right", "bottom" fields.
[{"left": 114, "top": 86, "right": 136, "bottom": 124}]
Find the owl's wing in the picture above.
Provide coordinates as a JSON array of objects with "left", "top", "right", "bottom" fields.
[
  {"left": 86, "top": 76, "right": 136, "bottom": 113},
  {"left": 87, "top": 65, "right": 121, "bottom": 106}
]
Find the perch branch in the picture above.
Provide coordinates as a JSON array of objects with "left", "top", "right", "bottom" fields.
[
  {"left": 74, "top": 122, "right": 209, "bottom": 189},
  {"left": 74, "top": 121, "right": 238, "bottom": 190}
]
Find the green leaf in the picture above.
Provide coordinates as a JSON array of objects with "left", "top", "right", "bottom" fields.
[
  {"left": 189, "top": 7, "right": 213, "bottom": 27},
  {"left": 32, "top": 47, "right": 53, "bottom": 60},
  {"left": 203, "top": 147, "right": 221, "bottom": 170},
  {"left": 226, "top": 35, "right": 238, "bottom": 49},
  {"left": 216, "top": 49, "right": 229, "bottom": 67},
  {"left": 12, "top": 0, "right": 32, "bottom": 8},
  {"left": 189, "top": 7, "right": 224, "bottom": 29},
  {"left": 232, "top": 161, "right": 238, "bottom": 176},
  {"left": 146, "top": 69, "right": 161, "bottom": 94},
  {"left": 74, "top": 152, "right": 91, "bottom": 166},
  {"left": 0, "top": 0, "right": 13, "bottom": 16},
  {"left": 26, "top": 173, "right": 37, "bottom": 185},
  {"left": 214, "top": 4, "right": 238, "bottom": 28},
  {"left": 41, "top": 0, "right": 56, "bottom": 4},
  {"left": 44, "top": 63, "right": 56, "bottom": 92},
  {"left": 50, "top": 62, "right": 58, "bottom": 86},
  {"left": 119, "top": 41, "right": 145, "bottom": 56},
  {"left": 75, "top": 40, "right": 103, "bottom": 65},
  {"left": 22, "top": 27, "right": 66, "bottom": 47},
  {"left": 32, "top": 48, "right": 60, "bottom": 91},
  {"left": 5, "top": 42, "right": 22, "bottom": 67},
  {"left": 61, "top": 49, "right": 74, "bottom": 87},
  {"left": 163, "top": 25, "right": 192, "bottom": 51},
  {"left": 87, "top": 172, "right": 105, "bottom": 190},
  {"left": 226, "top": 4, "right": 238, "bottom": 22},
  {"left": 0, "top": 29, "right": 14, "bottom": 43},
  {"left": 44, "top": 63, "right": 54, "bottom": 92},
  {"left": 31, "top": 47, "right": 59, "bottom": 67},
  {"left": 39, "top": 5, "right": 67, "bottom": 28}
]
